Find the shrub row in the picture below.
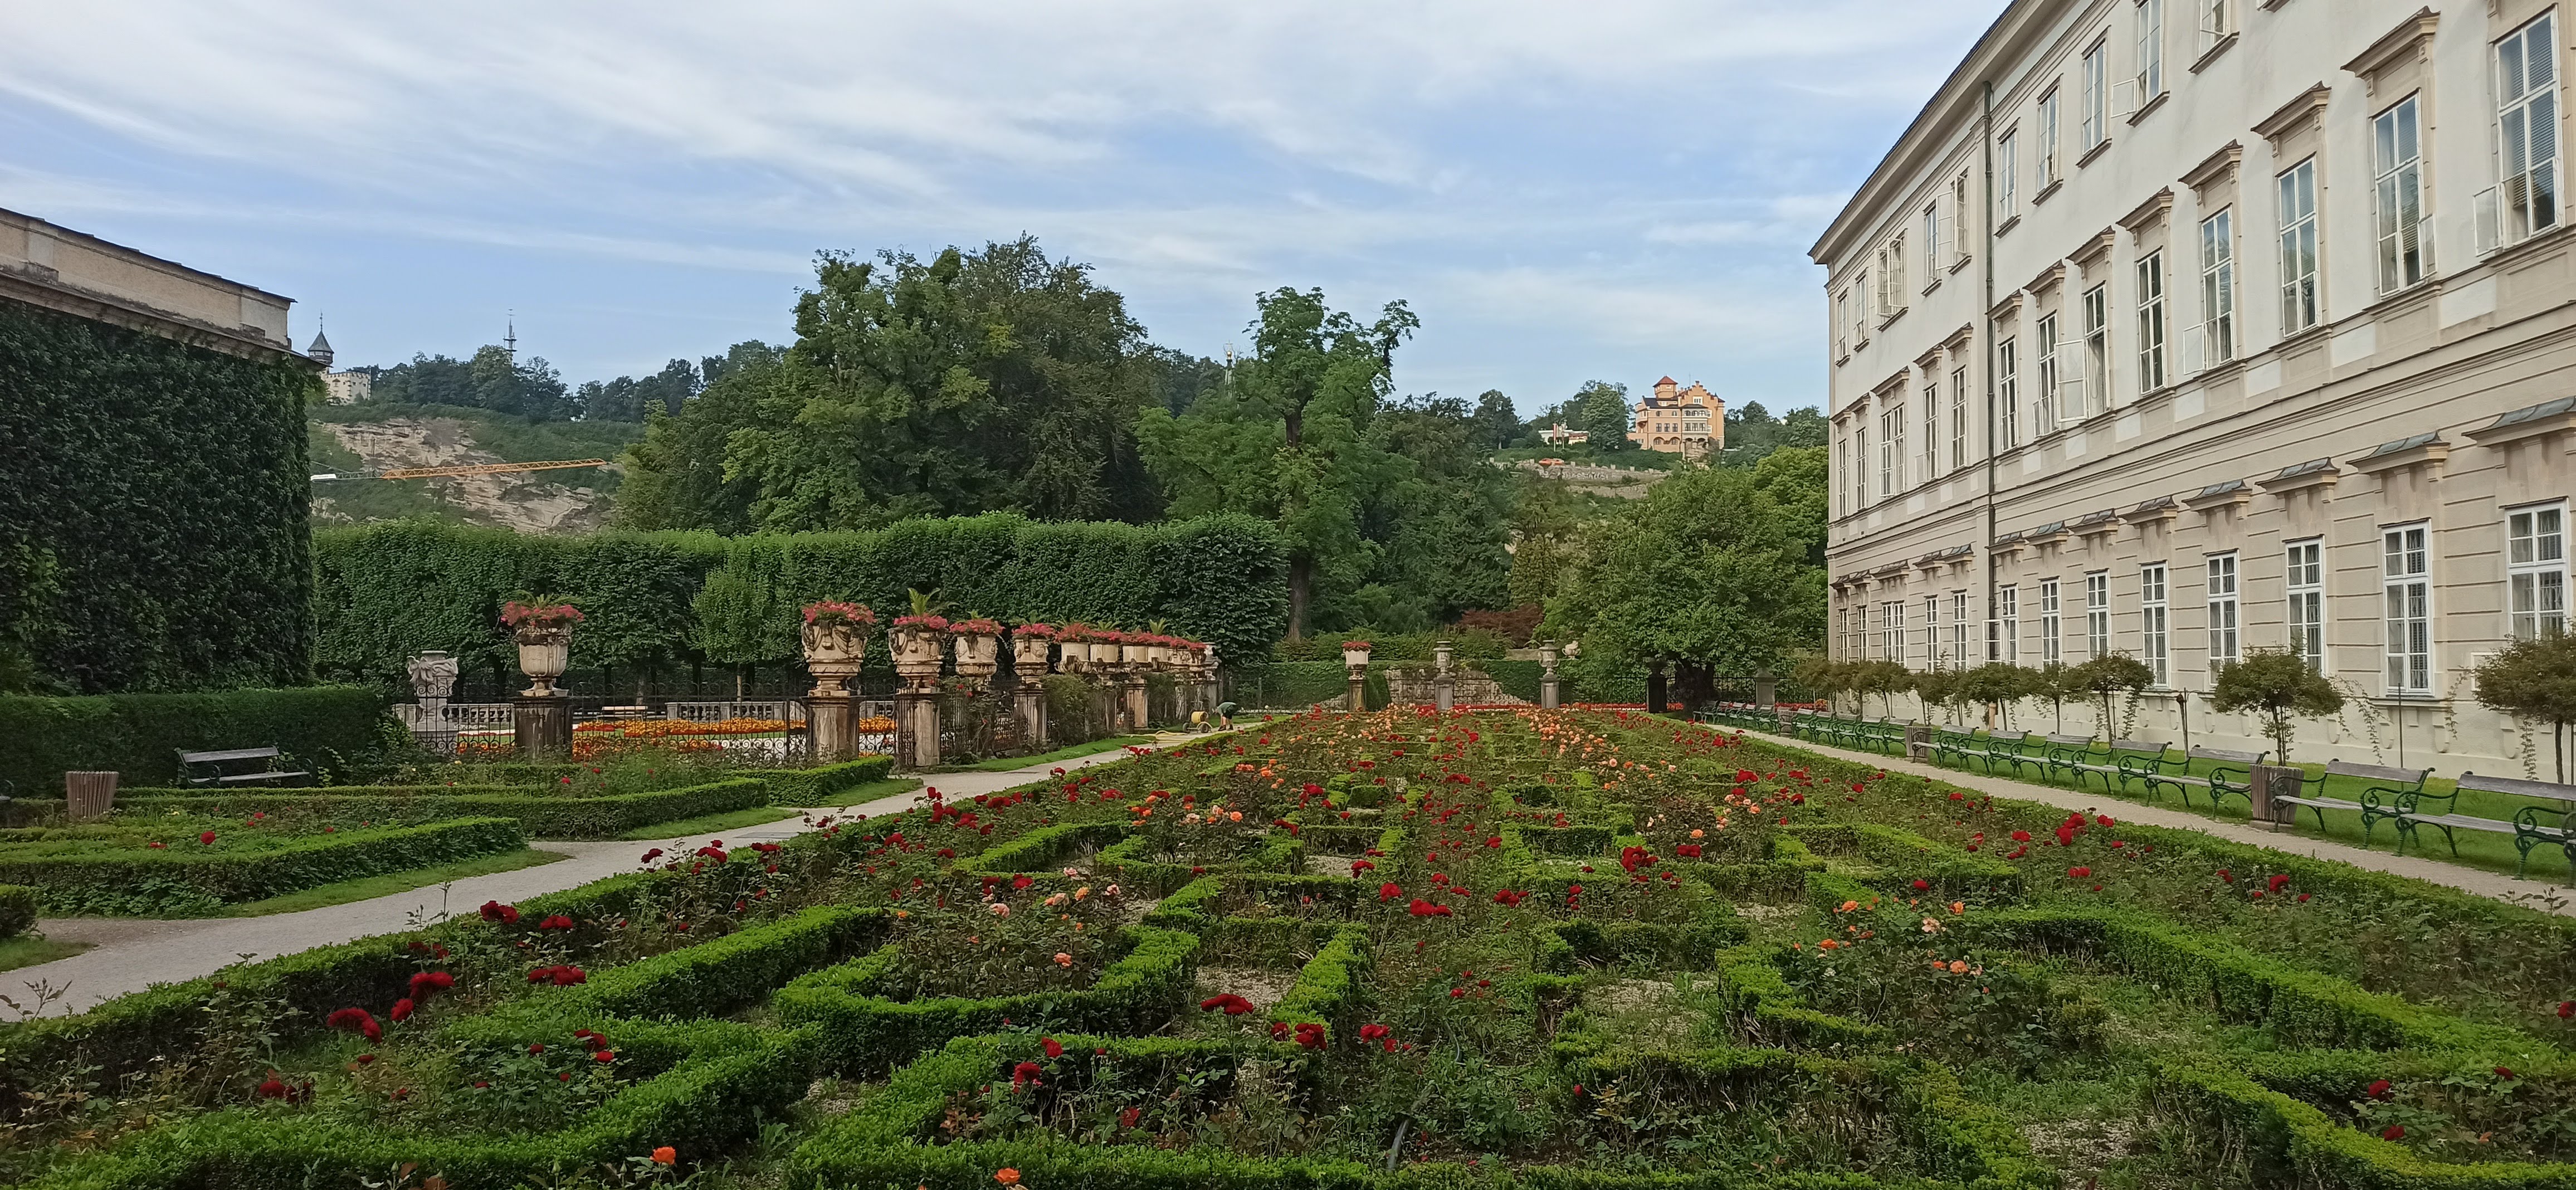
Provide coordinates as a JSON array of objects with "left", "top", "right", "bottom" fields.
[
  {"left": 109, "top": 778, "right": 769, "bottom": 840},
  {"left": 1265, "top": 924, "right": 1372, "bottom": 1042},
  {"left": 0, "top": 884, "right": 37, "bottom": 938},
  {"left": 1711, "top": 943, "right": 1887, "bottom": 1050},
  {"left": 743, "top": 756, "right": 899, "bottom": 805},
  {"left": 0, "top": 817, "right": 527, "bottom": 916},
  {"left": 0, "top": 687, "right": 402, "bottom": 792},
  {"left": 2151, "top": 1056, "right": 2576, "bottom": 1189}
]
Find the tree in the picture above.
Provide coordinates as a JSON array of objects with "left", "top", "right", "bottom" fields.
[
  {"left": 371, "top": 347, "right": 577, "bottom": 420},
  {"left": 690, "top": 542, "right": 794, "bottom": 698},
  {"left": 2211, "top": 648, "right": 2345, "bottom": 764},
  {"left": 2476, "top": 633, "right": 2576, "bottom": 781},
  {"left": 1911, "top": 668, "right": 1963, "bottom": 724},
  {"left": 1848, "top": 660, "right": 1915, "bottom": 720},
  {"left": 1137, "top": 287, "right": 1418, "bottom": 639},
  {"left": 1794, "top": 656, "right": 1854, "bottom": 715},
  {"left": 2068, "top": 654, "right": 2157, "bottom": 738},
  {"left": 1469, "top": 389, "right": 1521, "bottom": 451},
  {"left": 1958, "top": 662, "right": 2037, "bottom": 729},
  {"left": 1573, "top": 381, "right": 1631, "bottom": 450},
  {"left": 2028, "top": 661, "right": 2079, "bottom": 732},
  {"left": 580, "top": 359, "right": 703, "bottom": 423}
]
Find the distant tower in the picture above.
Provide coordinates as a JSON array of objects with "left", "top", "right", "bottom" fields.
[
  {"left": 505, "top": 312, "right": 517, "bottom": 360},
  {"left": 305, "top": 320, "right": 333, "bottom": 368}
]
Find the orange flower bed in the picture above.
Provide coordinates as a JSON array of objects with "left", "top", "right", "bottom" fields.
[{"left": 573, "top": 718, "right": 793, "bottom": 739}]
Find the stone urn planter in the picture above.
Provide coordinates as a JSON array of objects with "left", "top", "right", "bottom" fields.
[
  {"left": 800, "top": 601, "right": 875, "bottom": 696},
  {"left": 1056, "top": 627, "right": 1091, "bottom": 675},
  {"left": 1120, "top": 633, "right": 1153, "bottom": 671},
  {"left": 890, "top": 616, "right": 950, "bottom": 683},
  {"left": 1011, "top": 625, "right": 1057, "bottom": 675},
  {"left": 952, "top": 618, "right": 1003, "bottom": 681},
  {"left": 501, "top": 599, "right": 585, "bottom": 697},
  {"left": 1341, "top": 641, "right": 1373, "bottom": 670}
]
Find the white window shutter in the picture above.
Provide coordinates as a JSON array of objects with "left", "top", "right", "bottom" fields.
[
  {"left": 2112, "top": 78, "right": 2141, "bottom": 119},
  {"left": 2476, "top": 187, "right": 2503, "bottom": 256},
  {"left": 2182, "top": 323, "right": 2206, "bottom": 374}
]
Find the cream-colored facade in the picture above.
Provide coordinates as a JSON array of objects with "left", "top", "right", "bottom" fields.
[
  {"left": 0, "top": 206, "right": 305, "bottom": 362},
  {"left": 1815, "top": 0, "right": 2576, "bottom": 775}
]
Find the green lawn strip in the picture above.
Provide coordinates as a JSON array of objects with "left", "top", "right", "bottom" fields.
[
  {"left": 936, "top": 735, "right": 1152, "bottom": 772},
  {"left": 0, "top": 935, "right": 90, "bottom": 972},
  {"left": 208, "top": 847, "right": 567, "bottom": 918},
  {"left": 613, "top": 804, "right": 800, "bottom": 840},
  {"left": 774, "top": 776, "right": 920, "bottom": 808}
]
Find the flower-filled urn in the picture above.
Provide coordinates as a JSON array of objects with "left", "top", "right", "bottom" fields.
[
  {"left": 501, "top": 599, "right": 584, "bottom": 697},
  {"left": 800, "top": 601, "right": 875, "bottom": 695},
  {"left": 1118, "top": 631, "right": 1153, "bottom": 670},
  {"left": 1341, "top": 640, "right": 1374, "bottom": 670},
  {"left": 1011, "top": 623, "right": 1058, "bottom": 674},
  {"left": 1056, "top": 625, "right": 1091, "bottom": 674},
  {"left": 951, "top": 618, "right": 1003, "bottom": 681},
  {"left": 890, "top": 612, "right": 949, "bottom": 681}
]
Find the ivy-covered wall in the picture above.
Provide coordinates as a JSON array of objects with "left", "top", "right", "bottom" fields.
[
  {"left": 0, "top": 300, "right": 318, "bottom": 693},
  {"left": 311, "top": 514, "right": 1289, "bottom": 690}
]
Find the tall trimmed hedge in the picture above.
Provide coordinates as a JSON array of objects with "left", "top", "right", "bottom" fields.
[
  {"left": 311, "top": 514, "right": 1287, "bottom": 689},
  {"left": 0, "top": 687, "right": 401, "bottom": 792},
  {"left": 1, "top": 300, "right": 316, "bottom": 694}
]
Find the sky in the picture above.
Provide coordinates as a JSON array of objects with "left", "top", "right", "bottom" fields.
[{"left": 0, "top": 2, "right": 2001, "bottom": 416}]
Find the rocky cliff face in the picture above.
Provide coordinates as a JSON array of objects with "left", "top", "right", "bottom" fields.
[{"left": 310, "top": 416, "right": 617, "bottom": 534}]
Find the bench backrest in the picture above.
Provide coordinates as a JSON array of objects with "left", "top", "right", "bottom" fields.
[
  {"left": 2109, "top": 739, "right": 2170, "bottom": 755},
  {"left": 179, "top": 747, "right": 281, "bottom": 765},
  {"left": 2323, "top": 760, "right": 2432, "bottom": 784},
  {"left": 2457, "top": 771, "right": 2576, "bottom": 799},
  {"left": 2043, "top": 734, "right": 2097, "bottom": 748},
  {"left": 2187, "top": 747, "right": 2266, "bottom": 764}
]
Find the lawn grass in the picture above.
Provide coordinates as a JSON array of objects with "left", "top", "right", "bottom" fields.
[
  {"left": 786, "top": 777, "right": 921, "bottom": 808},
  {"left": 938, "top": 736, "right": 1153, "bottom": 773},
  {"left": 209, "top": 848, "right": 568, "bottom": 918},
  {"left": 616, "top": 805, "right": 801, "bottom": 840},
  {"left": 0, "top": 935, "right": 91, "bottom": 973}
]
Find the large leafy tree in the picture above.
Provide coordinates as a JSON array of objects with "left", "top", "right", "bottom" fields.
[
  {"left": 614, "top": 237, "right": 1174, "bottom": 532},
  {"left": 1135, "top": 287, "right": 1419, "bottom": 638},
  {"left": 1573, "top": 380, "right": 1632, "bottom": 450},
  {"left": 372, "top": 345, "right": 577, "bottom": 420},
  {"left": 1545, "top": 449, "right": 1827, "bottom": 700}
]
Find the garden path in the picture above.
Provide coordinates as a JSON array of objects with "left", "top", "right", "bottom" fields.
[
  {"left": 6, "top": 735, "right": 1192, "bottom": 1021},
  {"left": 1778, "top": 734, "right": 2576, "bottom": 917}
]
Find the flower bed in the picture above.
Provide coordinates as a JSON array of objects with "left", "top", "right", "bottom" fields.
[{"left": 0, "top": 816, "right": 526, "bottom": 915}]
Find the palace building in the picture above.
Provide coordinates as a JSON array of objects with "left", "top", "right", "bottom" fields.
[
  {"left": 1814, "top": 1, "right": 2576, "bottom": 772},
  {"left": 1628, "top": 376, "right": 1725, "bottom": 456}
]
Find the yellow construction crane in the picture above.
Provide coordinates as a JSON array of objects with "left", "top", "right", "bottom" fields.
[{"left": 310, "top": 459, "right": 609, "bottom": 482}]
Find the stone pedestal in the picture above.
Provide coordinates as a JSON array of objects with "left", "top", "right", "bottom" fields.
[
  {"left": 404, "top": 650, "right": 462, "bottom": 757},
  {"left": 1124, "top": 677, "right": 1151, "bottom": 732},
  {"left": 1754, "top": 669, "right": 1777, "bottom": 708},
  {"left": 1539, "top": 643, "right": 1562, "bottom": 710},
  {"left": 1093, "top": 681, "right": 1120, "bottom": 736},
  {"left": 1775, "top": 706, "right": 1795, "bottom": 732},
  {"left": 809, "top": 692, "right": 860, "bottom": 763},
  {"left": 894, "top": 688, "right": 942, "bottom": 771},
  {"left": 514, "top": 696, "right": 573, "bottom": 758},
  {"left": 2251, "top": 763, "right": 2302, "bottom": 827},
  {"left": 1433, "top": 640, "right": 1455, "bottom": 713},
  {"left": 1904, "top": 723, "right": 1933, "bottom": 761},
  {"left": 1015, "top": 681, "right": 1050, "bottom": 752},
  {"left": 65, "top": 771, "right": 118, "bottom": 821}
]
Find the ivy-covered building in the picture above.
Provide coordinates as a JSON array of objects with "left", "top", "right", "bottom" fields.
[{"left": 0, "top": 207, "right": 324, "bottom": 693}]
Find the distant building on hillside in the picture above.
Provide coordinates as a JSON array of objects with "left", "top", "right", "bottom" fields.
[
  {"left": 1538, "top": 423, "right": 1590, "bottom": 445},
  {"left": 306, "top": 328, "right": 373, "bottom": 404},
  {"left": 1628, "top": 377, "right": 1725, "bottom": 456}
]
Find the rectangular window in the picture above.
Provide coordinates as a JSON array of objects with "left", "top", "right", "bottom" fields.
[
  {"left": 2206, "top": 553, "right": 2240, "bottom": 677},
  {"left": 1852, "top": 271, "right": 1869, "bottom": 342},
  {"left": 2135, "top": 250, "right": 2167, "bottom": 392},
  {"left": 1999, "top": 584, "right": 2021, "bottom": 662},
  {"left": 1883, "top": 600, "right": 1907, "bottom": 664},
  {"left": 2279, "top": 158, "right": 2321, "bottom": 333},
  {"left": 1997, "top": 337, "right": 2020, "bottom": 449},
  {"left": 2373, "top": 95, "right": 2429, "bottom": 292},
  {"left": 1853, "top": 425, "right": 1870, "bottom": 508},
  {"left": 1997, "top": 131, "right": 2019, "bottom": 216},
  {"left": 2499, "top": 13, "right": 2562, "bottom": 242},
  {"left": 2198, "top": 0, "right": 2233, "bottom": 51},
  {"left": 2383, "top": 525, "right": 2432, "bottom": 694},
  {"left": 2509, "top": 504, "right": 2569, "bottom": 639},
  {"left": 2199, "top": 207, "right": 2236, "bottom": 365},
  {"left": 2082, "top": 283, "right": 2110, "bottom": 417},
  {"left": 1924, "top": 383, "right": 1940, "bottom": 479},
  {"left": 1925, "top": 594, "right": 1944, "bottom": 670},
  {"left": 1924, "top": 203, "right": 1943, "bottom": 283},
  {"left": 2041, "top": 578, "right": 2064, "bottom": 665},
  {"left": 1835, "top": 435, "right": 1850, "bottom": 515},
  {"left": 2082, "top": 42, "right": 2109, "bottom": 150},
  {"left": 1835, "top": 290, "right": 1850, "bottom": 359},
  {"left": 2286, "top": 539, "right": 2326, "bottom": 671},
  {"left": 1877, "top": 404, "right": 1905, "bottom": 496},
  {"left": 2138, "top": 0, "right": 2165, "bottom": 99},
  {"left": 2038, "top": 89, "right": 2063, "bottom": 188},
  {"left": 1951, "top": 174, "right": 1972, "bottom": 264},
  {"left": 2086, "top": 571, "right": 2111, "bottom": 659},
  {"left": 2141, "top": 564, "right": 2171, "bottom": 686},
  {"left": 1887, "top": 235, "right": 1907, "bottom": 308},
  {"left": 1953, "top": 591, "right": 1971, "bottom": 670},
  {"left": 2035, "top": 313, "right": 2061, "bottom": 435},
  {"left": 1949, "top": 368, "right": 1968, "bottom": 471}
]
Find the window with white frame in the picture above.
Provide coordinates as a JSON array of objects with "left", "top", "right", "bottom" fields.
[
  {"left": 2279, "top": 158, "right": 2321, "bottom": 333},
  {"left": 1949, "top": 368, "right": 1969, "bottom": 472},
  {"left": 2286, "top": 539, "right": 2325, "bottom": 671},
  {"left": 2199, "top": 207, "right": 2236, "bottom": 365},
  {"left": 2499, "top": 13, "right": 2561, "bottom": 244},
  {"left": 1853, "top": 424, "right": 1870, "bottom": 508},
  {"left": 1951, "top": 174, "right": 1972, "bottom": 265},
  {"left": 2383, "top": 525, "right": 2432, "bottom": 694},
  {"left": 2373, "top": 95, "right": 2429, "bottom": 292},
  {"left": 2082, "top": 42, "right": 2109, "bottom": 151},
  {"left": 1923, "top": 381, "right": 1940, "bottom": 479},
  {"left": 2206, "top": 553, "right": 2240, "bottom": 677},
  {"left": 1924, "top": 203, "right": 1943, "bottom": 284},
  {"left": 1998, "top": 337, "right": 2020, "bottom": 449},
  {"left": 2141, "top": 563, "right": 2171, "bottom": 686},
  {"left": 1997, "top": 131, "right": 2019, "bottom": 217},
  {"left": 1886, "top": 235, "right": 1907, "bottom": 311},
  {"left": 2035, "top": 313, "right": 2061, "bottom": 435},
  {"left": 2509, "top": 503, "right": 2568, "bottom": 639},
  {"left": 2041, "top": 578, "right": 2063, "bottom": 665},
  {"left": 1835, "top": 435, "right": 1850, "bottom": 516},
  {"left": 2136, "top": 250, "right": 2168, "bottom": 392},
  {"left": 2197, "top": 0, "right": 2233, "bottom": 52},
  {"left": 1882, "top": 600, "right": 1907, "bottom": 664},
  {"left": 1852, "top": 271, "right": 1870, "bottom": 343},
  {"left": 1999, "top": 584, "right": 2021, "bottom": 662},
  {"left": 2136, "top": 0, "right": 2165, "bottom": 101},
  {"left": 1925, "top": 594, "right": 1945, "bottom": 670},
  {"left": 2082, "top": 283, "right": 2110, "bottom": 417},
  {"left": 2038, "top": 89, "right": 2063, "bottom": 188},
  {"left": 1835, "top": 289, "right": 1850, "bottom": 359},
  {"left": 2086, "top": 571, "right": 2111, "bottom": 658},
  {"left": 1952, "top": 591, "right": 1971, "bottom": 669},
  {"left": 1877, "top": 403, "right": 1905, "bottom": 496}
]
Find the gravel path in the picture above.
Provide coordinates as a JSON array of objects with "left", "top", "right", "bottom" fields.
[{"left": 6, "top": 737, "right": 1189, "bottom": 1020}]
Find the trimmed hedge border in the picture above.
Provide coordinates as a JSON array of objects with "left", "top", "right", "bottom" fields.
[
  {"left": 0, "top": 884, "right": 37, "bottom": 938},
  {"left": 743, "top": 756, "right": 899, "bottom": 806},
  {"left": 109, "top": 778, "right": 769, "bottom": 840},
  {"left": 0, "top": 687, "right": 402, "bottom": 792},
  {"left": 0, "top": 817, "right": 527, "bottom": 916}
]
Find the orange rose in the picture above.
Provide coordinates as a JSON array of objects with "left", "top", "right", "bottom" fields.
[{"left": 651, "top": 1146, "right": 677, "bottom": 1165}]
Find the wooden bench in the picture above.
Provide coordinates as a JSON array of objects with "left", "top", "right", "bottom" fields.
[
  {"left": 2340, "top": 761, "right": 2442, "bottom": 854},
  {"left": 175, "top": 746, "right": 311, "bottom": 789},
  {"left": 2458, "top": 772, "right": 2576, "bottom": 881},
  {"left": 2134, "top": 746, "right": 2266, "bottom": 810}
]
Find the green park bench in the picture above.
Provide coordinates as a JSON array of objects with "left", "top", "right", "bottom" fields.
[
  {"left": 2343, "top": 760, "right": 2460, "bottom": 856},
  {"left": 2038, "top": 735, "right": 2104, "bottom": 788},
  {"left": 1931, "top": 726, "right": 1980, "bottom": 768},
  {"left": 2133, "top": 745, "right": 2265, "bottom": 809},
  {"left": 2457, "top": 771, "right": 2576, "bottom": 881},
  {"left": 1978, "top": 731, "right": 2042, "bottom": 778},
  {"left": 176, "top": 745, "right": 311, "bottom": 789}
]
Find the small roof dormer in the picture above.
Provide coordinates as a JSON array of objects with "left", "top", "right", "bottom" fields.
[{"left": 306, "top": 326, "right": 334, "bottom": 368}]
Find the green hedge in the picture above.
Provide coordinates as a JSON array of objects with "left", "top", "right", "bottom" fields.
[
  {"left": 2151, "top": 1056, "right": 2576, "bottom": 1189},
  {"left": 0, "top": 884, "right": 35, "bottom": 938},
  {"left": 111, "top": 777, "right": 769, "bottom": 840},
  {"left": 743, "top": 755, "right": 897, "bottom": 805},
  {"left": 0, "top": 816, "right": 525, "bottom": 915},
  {"left": 0, "top": 687, "right": 402, "bottom": 792},
  {"left": 310, "top": 514, "right": 1287, "bottom": 691},
  {"left": 2, "top": 300, "right": 316, "bottom": 696}
]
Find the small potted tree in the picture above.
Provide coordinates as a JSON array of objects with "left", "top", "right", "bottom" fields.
[
  {"left": 799, "top": 600, "right": 875, "bottom": 695},
  {"left": 501, "top": 597, "right": 584, "bottom": 696},
  {"left": 2212, "top": 648, "right": 2344, "bottom": 764},
  {"left": 2477, "top": 633, "right": 2576, "bottom": 782}
]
